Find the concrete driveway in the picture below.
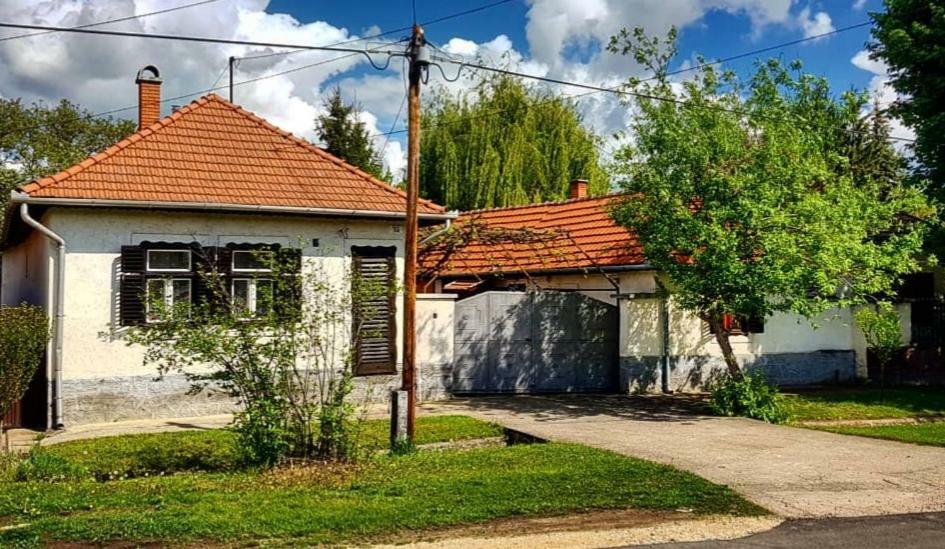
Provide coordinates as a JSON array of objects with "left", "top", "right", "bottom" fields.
[{"left": 423, "top": 395, "right": 945, "bottom": 519}]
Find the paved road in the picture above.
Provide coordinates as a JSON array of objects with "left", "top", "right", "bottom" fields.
[
  {"left": 635, "top": 512, "right": 945, "bottom": 548},
  {"left": 424, "top": 395, "right": 945, "bottom": 518}
]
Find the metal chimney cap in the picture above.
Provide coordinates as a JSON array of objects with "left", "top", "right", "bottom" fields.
[{"left": 135, "top": 65, "right": 162, "bottom": 84}]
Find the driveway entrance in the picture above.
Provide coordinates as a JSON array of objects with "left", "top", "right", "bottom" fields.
[
  {"left": 424, "top": 395, "right": 945, "bottom": 518},
  {"left": 453, "top": 291, "right": 618, "bottom": 393}
]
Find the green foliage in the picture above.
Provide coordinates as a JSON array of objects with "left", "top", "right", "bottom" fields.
[
  {"left": 232, "top": 400, "right": 291, "bottom": 467},
  {"left": 420, "top": 74, "right": 608, "bottom": 210},
  {"left": 708, "top": 372, "right": 790, "bottom": 424},
  {"left": 124, "top": 247, "right": 382, "bottom": 465},
  {"left": 870, "top": 1, "right": 945, "bottom": 197},
  {"left": 855, "top": 302, "right": 905, "bottom": 380},
  {"left": 315, "top": 87, "right": 387, "bottom": 180},
  {"left": 14, "top": 448, "right": 89, "bottom": 482},
  {"left": 607, "top": 27, "right": 933, "bottom": 373},
  {"left": 785, "top": 387, "right": 945, "bottom": 422},
  {"left": 0, "top": 98, "right": 135, "bottom": 211},
  {"left": 0, "top": 304, "right": 49, "bottom": 424},
  {"left": 0, "top": 443, "right": 762, "bottom": 546}
]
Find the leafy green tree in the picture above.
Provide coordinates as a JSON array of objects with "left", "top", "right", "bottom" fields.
[
  {"left": 315, "top": 88, "right": 387, "bottom": 180},
  {"left": 0, "top": 98, "right": 134, "bottom": 211},
  {"left": 855, "top": 302, "right": 905, "bottom": 388},
  {"left": 870, "top": 0, "right": 945, "bottom": 192},
  {"left": 420, "top": 75, "right": 608, "bottom": 211},
  {"left": 608, "top": 28, "right": 933, "bottom": 375},
  {"left": 0, "top": 304, "right": 49, "bottom": 434}
]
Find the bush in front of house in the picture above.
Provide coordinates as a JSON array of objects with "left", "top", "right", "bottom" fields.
[
  {"left": 708, "top": 371, "right": 790, "bottom": 424},
  {"left": 0, "top": 304, "right": 49, "bottom": 430},
  {"left": 125, "top": 249, "right": 384, "bottom": 467}
]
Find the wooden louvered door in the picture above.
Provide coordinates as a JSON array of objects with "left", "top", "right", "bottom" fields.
[{"left": 352, "top": 247, "right": 397, "bottom": 376}]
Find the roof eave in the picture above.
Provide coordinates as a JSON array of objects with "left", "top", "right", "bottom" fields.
[
  {"left": 429, "top": 263, "right": 655, "bottom": 279},
  {"left": 9, "top": 193, "right": 457, "bottom": 222}
]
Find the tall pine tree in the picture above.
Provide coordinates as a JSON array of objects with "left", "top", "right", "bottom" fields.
[
  {"left": 314, "top": 88, "right": 386, "bottom": 180},
  {"left": 420, "top": 75, "right": 608, "bottom": 211}
]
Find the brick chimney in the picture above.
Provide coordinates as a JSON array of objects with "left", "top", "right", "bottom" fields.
[
  {"left": 135, "top": 65, "right": 162, "bottom": 130},
  {"left": 569, "top": 179, "right": 588, "bottom": 199}
]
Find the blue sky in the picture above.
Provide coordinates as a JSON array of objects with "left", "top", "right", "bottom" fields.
[
  {"left": 270, "top": 0, "right": 882, "bottom": 94},
  {"left": 0, "top": 1, "right": 902, "bottom": 177}
]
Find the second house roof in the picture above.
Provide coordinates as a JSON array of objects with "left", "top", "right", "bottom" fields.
[{"left": 18, "top": 94, "right": 447, "bottom": 218}]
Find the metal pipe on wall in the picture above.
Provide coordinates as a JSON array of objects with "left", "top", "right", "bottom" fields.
[{"left": 18, "top": 203, "right": 66, "bottom": 429}]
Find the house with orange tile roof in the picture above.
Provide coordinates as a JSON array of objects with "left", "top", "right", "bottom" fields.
[
  {"left": 0, "top": 65, "right": 455, "bottom": 430},
  {"left": 419, "top": 180, "right": 880, "bottom": 394}
]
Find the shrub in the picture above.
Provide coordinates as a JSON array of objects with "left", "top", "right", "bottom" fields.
[
  {"left": 708, "top": 371, "right": 790, "bottom": 424},
  {"left": 125, "top": 247, "right": 377, "bottom": 466},
  {"left": 233, "top": 400, "right": 291, "bottom": 467},
  {"left": 0, "top": 304, "right": 49, "bottom": 429},
  {"left": 15, "top": 448, "right": 89, "bottom": 482},
  {"left": 855, "top": 302, "right": 904, "bottom": 387}
]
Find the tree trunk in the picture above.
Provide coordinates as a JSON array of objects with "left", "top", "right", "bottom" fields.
[{"left": 708, "top": 315, "right": 741, "bottom": 377}]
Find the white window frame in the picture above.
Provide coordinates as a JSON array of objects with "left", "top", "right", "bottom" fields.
[
  {"left": 231, "top": 278, "right": 274, "bottom": 318},
  {"left": 231, "top": 250, "right": 274, "bottom": 273},
  {"left": 146, "top": 249, "right": 192, "bottom": 273},
  {"left": 146, "top": 277, "right": 192, "bottom": 322}
]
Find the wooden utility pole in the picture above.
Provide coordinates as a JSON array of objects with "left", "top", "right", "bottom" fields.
[{"left": 401, "top": 24, "right": 426, "bottom": 442}]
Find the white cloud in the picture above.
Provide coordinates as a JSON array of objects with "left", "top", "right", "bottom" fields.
[
  {"left": 851, "top": 48, "right": 916, "bottom": 150},
  {"left": 853, "top": 0, "right": 868, "bottom": 10},
  {"left": 0, "top": 0, "right": 857, "bottom": 184},
  {"left": 796, "top": 7, "right": 835, "bottom": 39}
]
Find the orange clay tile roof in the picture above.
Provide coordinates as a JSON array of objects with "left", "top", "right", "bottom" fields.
[
  {"left": 18, "top": 94, "right": 445, "bottom": 216},
  {"left": 419, "top": 193, "right": 647, "bottom": 278}
]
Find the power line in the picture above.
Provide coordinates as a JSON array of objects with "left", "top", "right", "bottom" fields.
[
  {"left": 373, "top": 21, "right": 877, "bottom": 139},
  {"left": 0, "top": 0, "right": 221, "bottom": 43},
  {"left": 0, "top": 22, "right": 396, "bottom": 55},
  {"left": 237, "top": 0, "right": 515, "bottom": 62},
  {"left": 450, "top": 60, "right": 919, "bottom": 143}
]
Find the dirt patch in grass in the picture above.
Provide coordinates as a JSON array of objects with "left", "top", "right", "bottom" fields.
[{"left": 375, "top": 508, "right": 695, "bottom": 545}]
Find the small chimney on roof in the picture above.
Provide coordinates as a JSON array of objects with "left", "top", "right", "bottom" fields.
[
  {"left": 135, "top": 65, "right": 162, "bottom": 130},
  {"left": 569, "top": 179, "right": 588, "bottom": 199}
]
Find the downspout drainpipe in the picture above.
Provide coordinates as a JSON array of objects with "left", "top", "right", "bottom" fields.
[
  {"left": 19, "top": 203, "right": 66, "bottom": 430},
  {"left": 655, "top": 278, "right": 671, "bottom": 394},
  {"left": 418, "top": 217, "right": 454, "bottom": 245}
]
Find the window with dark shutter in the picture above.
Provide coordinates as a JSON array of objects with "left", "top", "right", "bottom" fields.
[
  {"left": 351, "top": 246, "right": 396, "bottom": 376},
  {"left": 119, "top": 246, "right": 147, "bottom": 326}
]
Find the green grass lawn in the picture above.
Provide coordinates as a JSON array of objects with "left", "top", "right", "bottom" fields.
[
  {"left": 813, "top": 422, "right": 945, "bottom": 448},
  {"left": 0, "top": 430, "right": 762, "bottom": 547},
  {"left": 23, "top": 415, "right": 503, "bottom": 481},
  {"left": 784, "top": 387, "right": 945, "bottom": 423}
]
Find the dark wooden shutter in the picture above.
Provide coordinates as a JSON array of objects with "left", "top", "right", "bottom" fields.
[
  {"left": 352, "top": 247, "right": 396, "bottom": 376},
  {"left": 119, "top": 245, "right": 146, "bottom": 326},
  {"left": 275, "top": 248, "right": 302, "bottom": 318},
  {"left": 192, "top": 246, "right": 217, "bottom": 312}
]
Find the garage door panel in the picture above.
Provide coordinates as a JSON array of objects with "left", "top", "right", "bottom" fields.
[
  {"left": 494, "top": 343, "right": 533, "bottom": 392},
  {"left": 453, "top": 291, "right": 617, "bottom": 394}
]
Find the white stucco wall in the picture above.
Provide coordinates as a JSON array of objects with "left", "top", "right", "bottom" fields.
[
  {"left": 1, "top": 221, "right": 53, "bottom": 307},
  {"left": 616, "top": 271, "right": 862, "bottom": 358},
  {"left": 416, "top": 293, "right": 456, "bottom": 366},
  {"left": 41, "top": 207, "right": 407, "bottom": 383}
]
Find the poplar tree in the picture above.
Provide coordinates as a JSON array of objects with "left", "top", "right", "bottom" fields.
[{"left": 420, "top": 75, "right": 608, "bottom": 211}]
